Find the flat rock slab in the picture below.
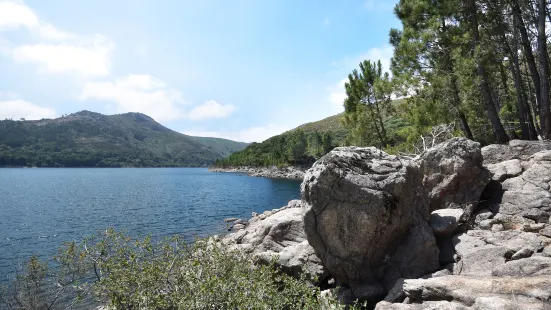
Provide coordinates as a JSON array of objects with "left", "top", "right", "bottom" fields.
[{"left": 430, "top": 209, "right": 465, "bottom": 237}]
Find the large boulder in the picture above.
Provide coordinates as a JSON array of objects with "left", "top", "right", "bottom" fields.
[
  {"left": 481, "top": 139, "right": 551, "bottom": 165},
  {"left": 401, "top": 275, "right": 551, "bottom": 308},
  {"left": 222, "top": 200, "right": 326, "bottom": 281},
  {"left": 420, "top": 138, "right": 490, "bottom": 213},
  {"left": 479, "top": 150, "right": 551, "bottom": 228},
  {"left": 302, "top": 146, "right": 438, "bottom": 296}
]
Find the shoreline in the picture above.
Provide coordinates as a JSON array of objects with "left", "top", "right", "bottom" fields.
[{"left": 209, "top": 166, "right": 306, "bottom": 180}]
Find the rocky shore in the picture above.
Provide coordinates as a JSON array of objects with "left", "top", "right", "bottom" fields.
[
  {"left": 223, "top": 138, "right": 551, "bottom": 309},
  {"left": 209, "top": 166, "right": 305, "bottom": 180}
]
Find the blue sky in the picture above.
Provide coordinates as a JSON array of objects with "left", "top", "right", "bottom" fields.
[{"left": 0, "top": 0, "right": 400, "bottom": 142}]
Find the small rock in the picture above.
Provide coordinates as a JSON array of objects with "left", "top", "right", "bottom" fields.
[
  {"left": 233, "top": 224, "right": 246, "bottom": 230},
  {"left": 429, "top": 209, "right": 464, "bottom": 237},
  {"left": 474, "top": 209, "right": 493, "bottom": 224},
  {"left": 510, "top": 248, "right": 534, "bottom": 260},
  {"left": 524, "top": 223, "right": 545, "bottom": 232},
  {"left": 543, "top": 246, "right": 551, "bottom": 257},
  {"left": 258, "top": 214, "right": 266, "bottom": 220},
  {"left": 479, "top": 219, "right": 495, "bottom": 230},
  {"left": 234, "top": 219, "right": 245, "bottom": 225},
  {"left": 540, "top": 225, "right": 551, "bottom": 238},
  {"left": 251, "top": 212, "right": 258, "bottom": 217},
  {"left": 224, "top": 217, "right": 239, "bottom": 222},
  {"left": 491, "top": 224, "right": 504, "bottom": 232}
]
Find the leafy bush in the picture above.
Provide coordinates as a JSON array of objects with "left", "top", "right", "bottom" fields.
[{"left": 1, "top": 229, "right": 348, "bottom": 310}]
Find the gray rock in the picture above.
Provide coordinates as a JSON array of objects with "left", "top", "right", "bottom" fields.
[
  {"left": 452, "top": 232, "right": 509, "bottom": 276},
  {"left": 421, "top": 269, "right": 453, "bottom": 279},
  {"left": 302, "top": 146, "right": 438, "bottom": 289},
  {"left": 524, "top": 223, "right": 546, "bottom": 232},
  {"left": 478, "top": 219, "right": 495, "bottom": 230},
  {"left": 492, "top": 256, "right": 551, "bottom": 277},
  {"left": 375, "top": 301, "right": 470, "bottom": 310},
  {"left": 232, "top": 223, "right": 246, "bottom": 230},
  {"left": 541, "top": 226, "right": 551, "bottom": 238},
  {"left": 403, "top": 275, "right": 551, "bottom": 306},
  {"left": 430, "top": 209, "right": 465, "bottom": 237},
  {"left": 485, "top": 151, "right": 551, "bottom": 224},
  {"left": 486, "top": 159, "right": 523, "bottom": 182},
  {"left": 224, "top": 217, "right": 239, "bottom": 222},
  {"left": 420, "top": 138, "right": 490, "bottom": 212},
  {"left": 482, "top": 140, "right": 551, "bottom": 164},
  {"left": 510, "top": 248, "right": 534, "bottom": 260},
  {"left": 474, "top": 209, "right": 494, "bottom": 225},
  {"left": 473, "top": 296, "right": 550, "bottom": 310},
  {"left": 223, "top": 200, "right": 326, "bottom": 281}
]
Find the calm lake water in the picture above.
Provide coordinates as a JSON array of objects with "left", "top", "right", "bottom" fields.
[{"left": 0, "top": 168, "right": 301, "bottom": 281}]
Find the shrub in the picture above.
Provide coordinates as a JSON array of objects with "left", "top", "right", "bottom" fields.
[{"left": 2, "top": 229, "right": 349, "bottom": 309}]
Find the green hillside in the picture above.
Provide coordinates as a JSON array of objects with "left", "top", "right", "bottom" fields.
[
  {"left": 213, "top": 98, "right": 411, "bottom": 168},
  {"left": 0, "top": 111, "right": 248, "bottom": 167},
  {"left": 213, "top": 114, "right": 347, "bottom": 168}
]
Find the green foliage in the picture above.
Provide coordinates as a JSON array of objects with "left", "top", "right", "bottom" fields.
[
  {"left": 0, "top": 111, "right": 248, "bottom": 167},
  {"left": 286, "top": 129, "right": 308, "bottom": 162},
  {"left": 1, "top": 230, "right": 351, "bottom": 310},
  {"left": 344, "top": 60, "right": 394, "bottom": 147}
]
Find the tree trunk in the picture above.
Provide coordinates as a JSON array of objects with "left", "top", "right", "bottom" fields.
[
  {"left": 512, "top": 0, "right": 542, "bottom": 111},
  {"left": 373, "top": 101, "right": 388, "bottom": 145},
  {"left": 503, "top": 30, "right": 531, "bottom": 139},
  {"left": 507, "top": 47, "right": 531, "bottom": 139},
  {"left": 538, "top": 0, "right": 551, "bottom": 139},
  {"left": 467, "top": 0, "right": 509, "bottom": 143},
  {"left": 441, "top": 18, "right": 474, "bottom": 140}
]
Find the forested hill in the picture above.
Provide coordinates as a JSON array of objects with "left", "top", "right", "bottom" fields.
[
  {"left": 213, "top": 98, "right": 411, "bottom": 168},
  {"left": 213, "top": 113, "right": 351, "bottom": 168},
  {"left": 0, "top": 111, "right": 248, "bottom": 167}
]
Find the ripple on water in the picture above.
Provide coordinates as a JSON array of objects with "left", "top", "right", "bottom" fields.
[{"left": 0, "top": 168, "right": 300, "bottom": 281}]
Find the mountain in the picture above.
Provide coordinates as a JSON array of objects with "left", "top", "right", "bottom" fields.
[{"left": 0, "top": 111, "right": 248, "bottom": 167}]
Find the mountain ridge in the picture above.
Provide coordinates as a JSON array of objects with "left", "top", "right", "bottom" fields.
[{"left": 0, "top": 111, "right": 248, "bottom": 167}]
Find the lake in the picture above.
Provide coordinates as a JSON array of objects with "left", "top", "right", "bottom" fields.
[{"left": 0, "top": 168, "right": 301, "bottom": 282}]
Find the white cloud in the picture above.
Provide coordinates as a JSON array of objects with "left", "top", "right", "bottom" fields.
[
  {"left": 327, "top": 78, "right": 348, "bottom": 112},
  {"left": 186, "top": 100, "right": 235, "bottom": 121},
  {"left": 0, "top": 1, "right": 113, "bottom": 76},
  {"left": 358, "top": 45, "right": 394, "bottom": 73},
  {"left": 13, "top": 39, "right": 112, "bottom": 76},
  {"left": 36, "top": 23, "right": 74, "bottom": 41},
  {"left": 0, "top": 0, "right": 38, "bottom": 31},
  {"left": 326, "top": 45, "right": 394, "bottom": 113},
  {"left": 0, "top": 96, "right": 56, "bottom": 120},
  {"left": 0, "top": 0, "right": 73, "bottom": 40},
  {"left": 80, "top": 74, "right": 185, "bottom": 122},
  {"left": 183, "top": 123, "right": 292, "bottom": 143}
]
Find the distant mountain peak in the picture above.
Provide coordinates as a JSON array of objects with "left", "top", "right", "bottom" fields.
[{"left": 71, "top": 110, "right": 103, "bottom": 117}]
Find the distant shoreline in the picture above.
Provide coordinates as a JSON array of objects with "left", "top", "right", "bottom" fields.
[{"left": 209, "top": 166, "right": 306, "bottom": 180}]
